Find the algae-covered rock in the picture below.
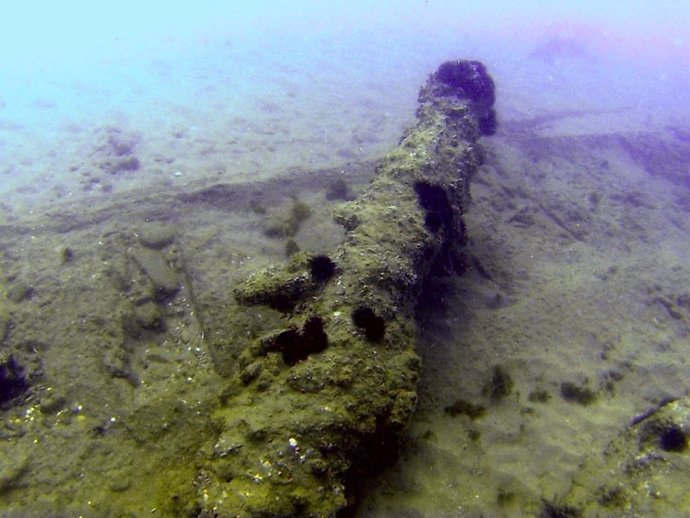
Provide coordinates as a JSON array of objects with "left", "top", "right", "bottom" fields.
[
  {"left": 557, "top": 397, "right": 690, "bottom": 516},
  {"left": 6, "top": 281, "right": 33, "bottom": 303},
  {"left": 129, "top": 247, "right": 179, "bottom": 298},
  {"left": 262, "top": 198, "right": 313, "bottom": 238},
  {"left": 196, "top": 60, "right": 496, "bottom": 516},
  {"left": 137, "top": 223, "right": 177, "bottom": 250},
  {"left": 133, "top": 300, "right": 164, "bottom": 330}
]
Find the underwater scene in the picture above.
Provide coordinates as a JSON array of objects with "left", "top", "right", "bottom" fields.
[{"left": 1, "top": 1, "right": 689, "bottom": 516}]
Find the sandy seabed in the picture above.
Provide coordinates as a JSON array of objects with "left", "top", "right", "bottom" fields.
[
  {"left": 355, "top": 114, "right": 690, "bottom": 516},
  {"left": 1, "top": 39, "right": 690, "bottom": 516}
]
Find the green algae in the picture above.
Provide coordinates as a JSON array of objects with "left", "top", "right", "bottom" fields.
[
  {"left": 262, "top": 198, "right": 313, "bottom": 238},
  {"left": 557, "top": 397, "right": 690, "bottom": 516},
  {"left": 0, "top": 60, "right": 495, "bottom": 517},
  {"left": 129, "top": 246, "right": 180, "bottom": 296},
  {"left": 194, "top": 61, "right": 491, "bottom": 516}
]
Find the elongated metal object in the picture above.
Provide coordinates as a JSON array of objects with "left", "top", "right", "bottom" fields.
[{"left": 198, "top": 60, "right": 496, "bottom": 517}]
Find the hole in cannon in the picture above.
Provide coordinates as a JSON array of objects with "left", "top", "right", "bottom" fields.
[
  {"left": 309, "top": 255, "right": 337, "bottom": 283},
  {"left": 352, "top": 306, "right": 386, "bottom": 342},
  {"left": 269, "top": 315, "right": 329, "bottom": 366},
  {"left": 414, "top": 181, "right": 453, "bottom": 233}
]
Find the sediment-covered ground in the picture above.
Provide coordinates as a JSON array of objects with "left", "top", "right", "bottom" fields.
[
  {"left": 2, "top": 115, "right": 690, "bottom": 517},
  {"left": 0, "top": 162, "right": 372, "bottom": 515},
  {"left": 1, "top": 63, "right": 690, "bottom": 516},
  {"left": 354, "top": 116, "right": 690, "bottom": 516}
]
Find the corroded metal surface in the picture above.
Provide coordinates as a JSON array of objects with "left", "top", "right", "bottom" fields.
[{"left": 197, "top": 60, "right": 496, "bottom": 516}]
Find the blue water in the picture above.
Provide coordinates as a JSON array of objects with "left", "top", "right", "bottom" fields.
[{"left": 1, "top": 1, "right": 687, "bottom": 209}]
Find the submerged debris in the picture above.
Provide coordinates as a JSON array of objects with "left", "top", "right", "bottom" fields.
[
  {"left": 444, "top": 398, "right": 487, "bottom": 419},
  {"left": 198, "top": 59, "right": 496, "bottom": 516},
  {"left": 561, "top": 397, "right": 690, "bottom": 515},
  {"left": 262, "top": 198, "right": 313, "bottom": 238},
  {"left": 560, "top": 381, "right": 597, "bottom": 405}
]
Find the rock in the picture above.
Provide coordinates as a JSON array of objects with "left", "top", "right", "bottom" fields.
[
  {"left": 101, "top": 156, "right": 140, "bottom": 174},
  {"left": 38, "top": 391, "right": 67, "bottom": 413},
  {"left": 133, "top": 301, "right": 164, "bottom": 330},
  {"left": 137, "top": 223, "right": 177, "bottom": 250},
  {"left": 129, "top": 247, "right": 179, "bottom": 298},
  {"left": 106, "top": 130, "right": 138, "bottom": 157},
  {"left": 558, "top": 397, "right": 690, "bottom": 515},
  {"left": 6, "top": 282, "right": 33, "bottom": 303},
  {"left": 261, "top": 199, "right": 312, "bottom": 238},
  {"left": 60, "top": 247, "right": 74, "bottom": 264},
  {"left": 325, "top": 178, "right": 353, "bottom": 201}
]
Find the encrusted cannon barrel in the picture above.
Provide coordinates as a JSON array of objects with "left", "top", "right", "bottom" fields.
[{"left": 197, "top": 60, "right": 496, "bottom": 517}]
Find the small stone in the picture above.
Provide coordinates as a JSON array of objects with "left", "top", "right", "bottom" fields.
[
  {"left": 7, "top": 282, "right": 33, "bottom": 303},
  {"left": 144, "top": 347, "right": 173, "bottom": 364},
  {"left": 109, "top": 479, "right": 131, "bottom": 492},
  {"left": 134, "top": 301, "right": 163, "bottom": 330},
  {"left": 60, "top": 247, "right": 75, "bottom": 264},
  {"left": 138, "top": 224, "right": 177, "bottom": 250},
  {"left": 102, "top": 155, "right": 140, "bottom": 174},
  {"left": 39, "top": 392, "right": 66, "bottom": 413}
]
